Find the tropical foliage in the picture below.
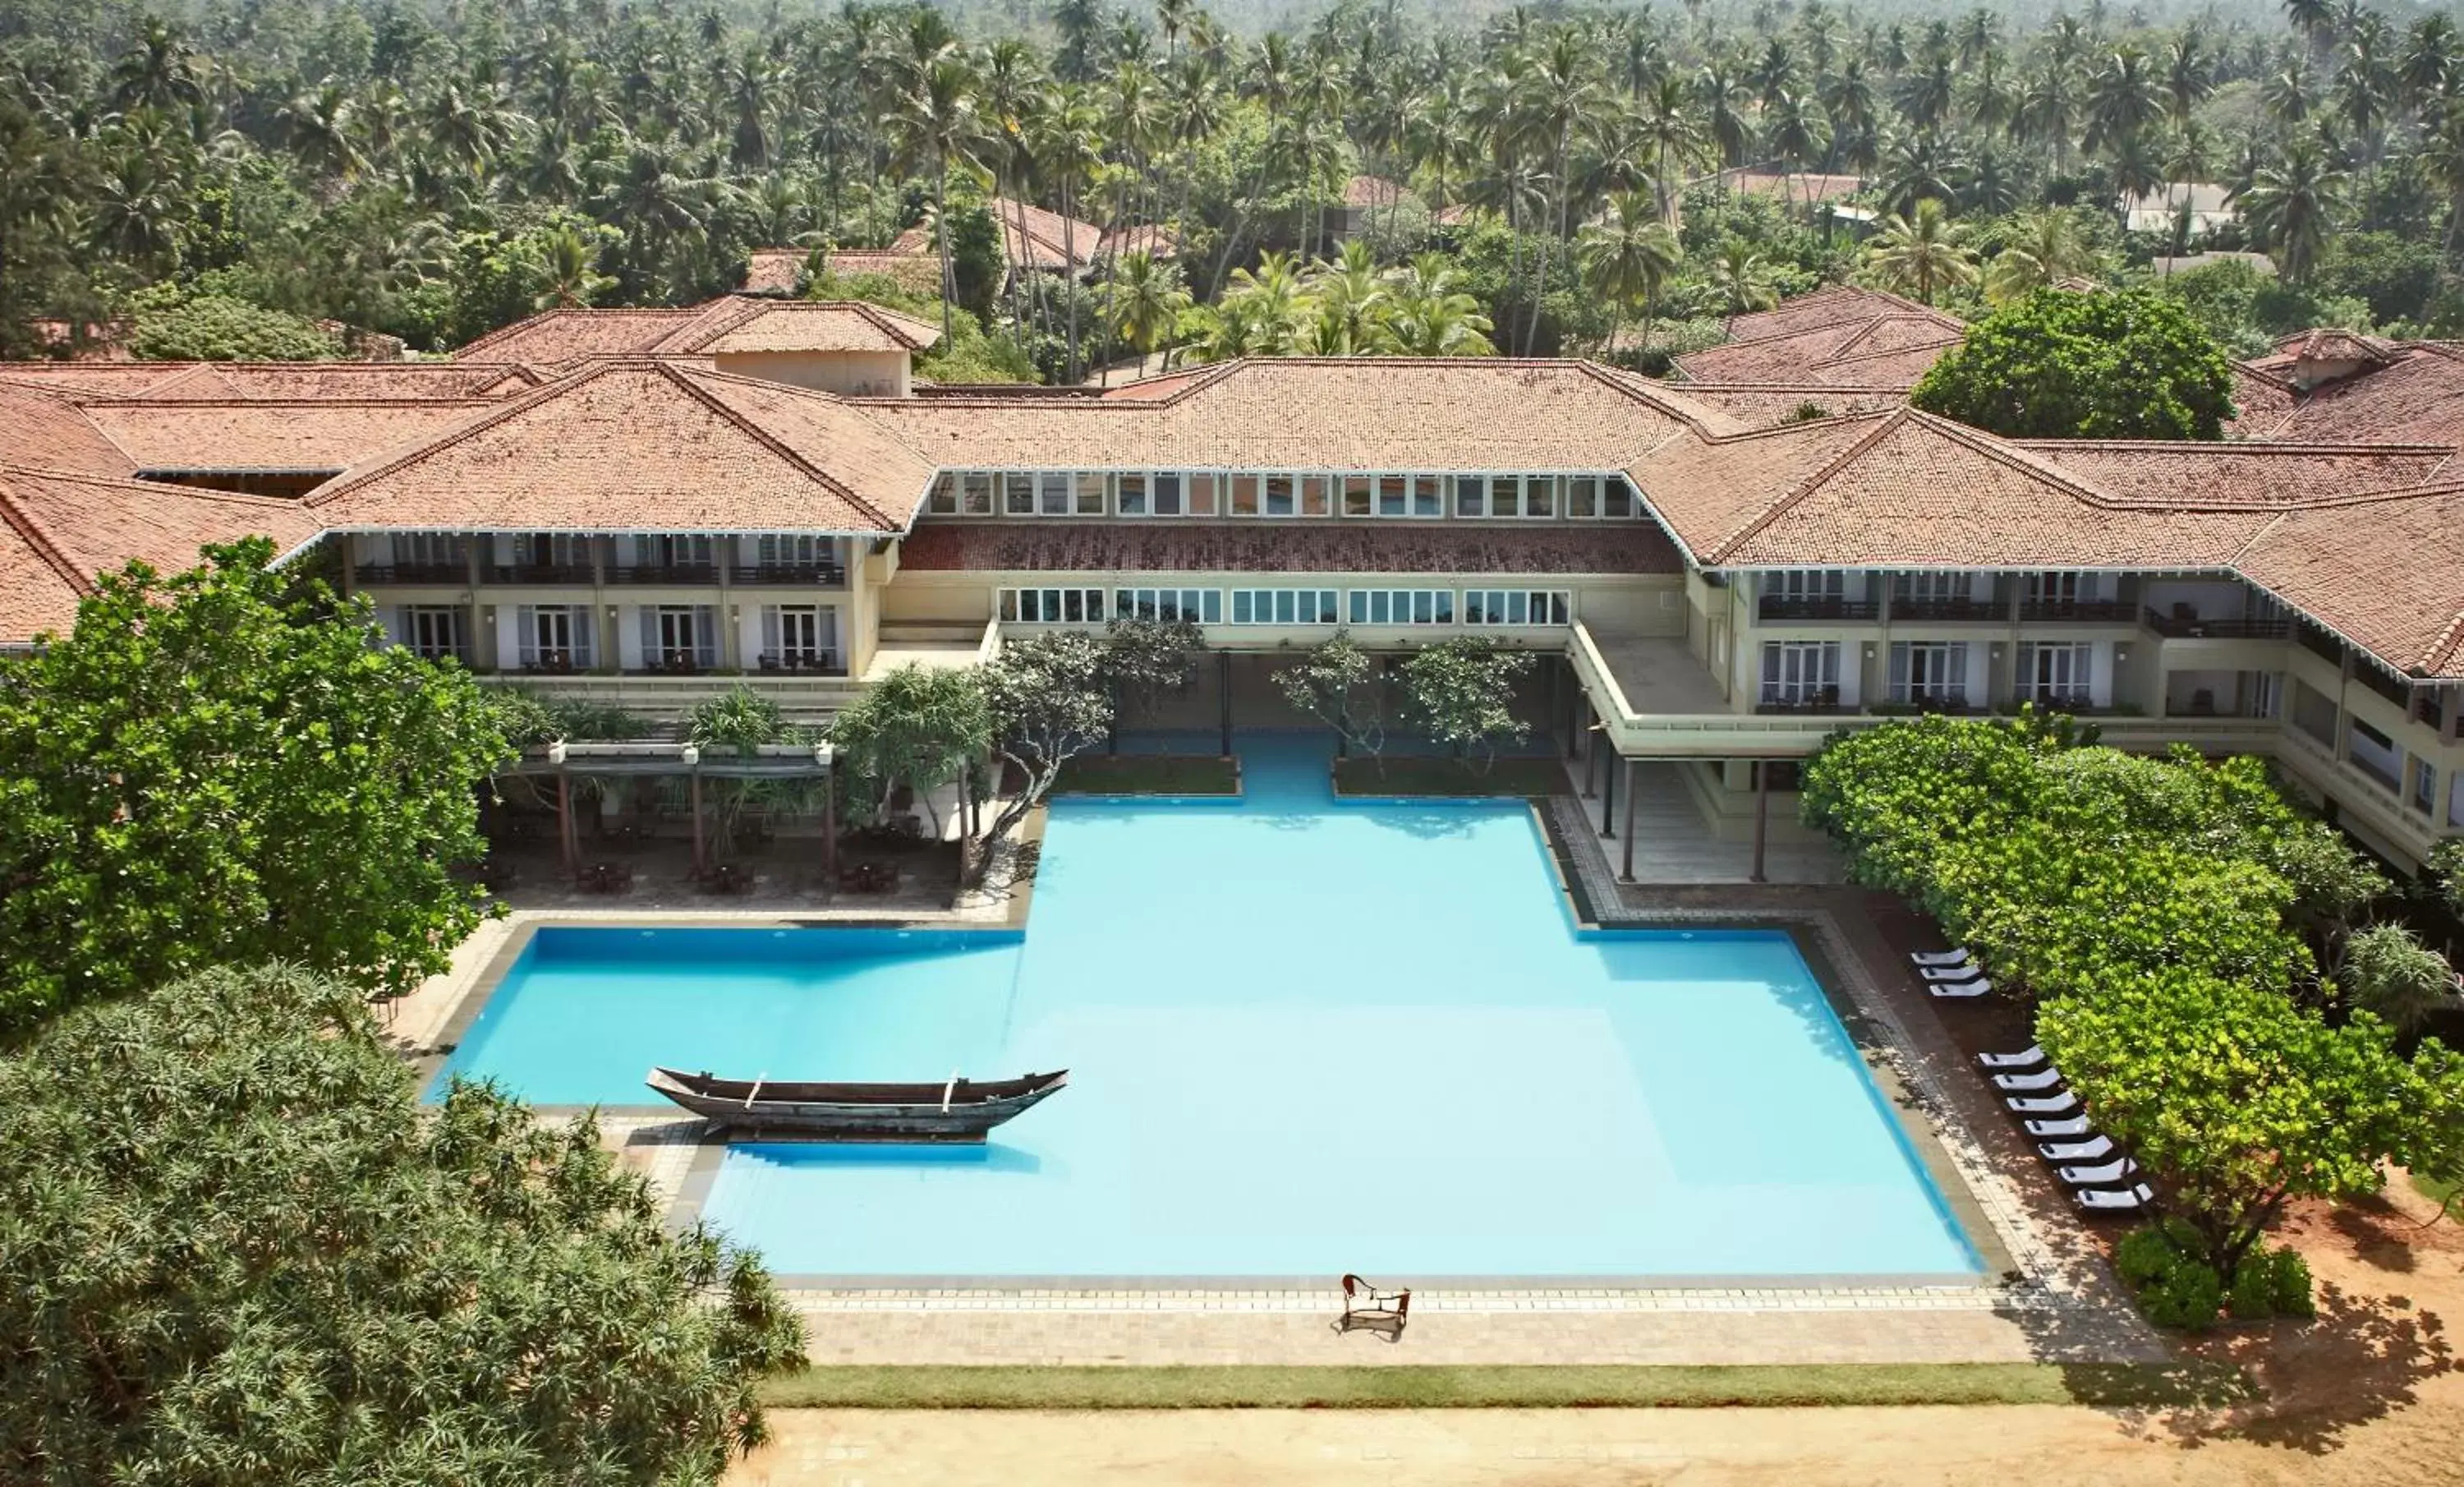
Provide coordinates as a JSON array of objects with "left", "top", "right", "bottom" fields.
[
  {"left": 1398, "top": 636, "right": 1536, "bottom": 771},
  {"left": 1275, "top": 631, "right": 1394, "bottom": 761},
  {"left": 0, "top": 539, "right": 510, "bottom": 1032},
  {"left": 1800, "top": 714, "right": 2464, "bottom": 1282},
  {"left": 0, "top": 962, "right": 805, "bottom": 1485},
  {"left": 1911, "top": 286, "right": 2237, "bottom": 438}
]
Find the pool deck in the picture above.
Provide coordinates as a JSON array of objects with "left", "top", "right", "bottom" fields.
[{"left": 397, "top": 758, "right": 2163, "bottom": 1369}]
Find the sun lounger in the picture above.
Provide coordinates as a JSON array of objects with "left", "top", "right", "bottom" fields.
[
  {"left": 1920, "top": 964, "right": 1990, "bottom": 982},
  {"left": 2025, "top": 1114, "right": 2094, "bottom": 1138},
  {"left": 2058, "top": 1158, "right": 2141, "bottom": 1186},
  {"left": 1977, "top": 1044, "right": 2046, "bottom": 1069},
  {"left": 1992, "top": 1067, "right": 2064, "bottom": 1092},
  {"left": 2077, "top": 1182, "right": 2157, "bottom": 1213},
  {"left": 2006, "top": 1092, "right": 2078, "bottom": 1115},
  {"left": 1929, "top": 978, "right": 1993, "bottom": 998},
  {"left": 1910, "top": 947, "right": 1977, "bottom": 967},
  {"left": 2039, "top": 1134, "right": 2115, "bottom": 1162}
]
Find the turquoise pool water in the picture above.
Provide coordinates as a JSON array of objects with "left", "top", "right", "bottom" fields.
[{"left": 439, "top": 735, "right": 1981, "bottom": 1280}]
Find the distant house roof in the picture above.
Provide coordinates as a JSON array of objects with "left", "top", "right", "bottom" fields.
[
  {"left": 1731, "top": 171, "right": 1864, "bottom": 205},
  {"left": 1341, "top": 175, "right": 1406, "bottom": 209},
  {"left": 448, "top": 296, "right": 940, "bottom": 368},
  {"left": 1671, "top": 288, "right": 1967, "bottom": 389},
  {"left": 741, "top": 248, "right": 809, "bottom": 295},
  {"left": 0, "top": 463, "right": 320, "bottom": 642}
]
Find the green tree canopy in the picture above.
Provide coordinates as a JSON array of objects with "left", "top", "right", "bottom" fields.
[
  {"left": 977, "top": 631, "right": 1114, "bottom": 849},
  {"left": 1399, "top": 636, "right": 1535, "bottom": 771},
  {"left": 1910, "top": 287, "right": 2238, "bottom": 440},
  {"left": 0, "top": 963, "right": 805, "bottom": 1485},
  {"left": 0, "top": 540, "right": 512, "bottom": 1031},
  {"left": 129, "top": 291, "right": 342, "bottom": 360},
  {"left": 823, "top": 661, "right": 991, "bottom": 831}
]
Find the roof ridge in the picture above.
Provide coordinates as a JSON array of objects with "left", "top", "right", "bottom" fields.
[
  {"left": 0, "top": 459, "right": 309, "bottom": 508},
  {"left": 1707, "top": 408, "right": 1906, "bottom": 561},
  {"left": 448, "top": 306, "right": 702, "bottom": 360},
  {"left": 1569, "top": 361, "right": 1738, "bottom": 439},
  {"left": 303, "top": 362, "right": 626, "bottom": 508},
  {"left": 0, "top": 476, "right": 96, "bottom": 599},
  {"left": 1896, "top": 409, "right": 2132, "bottom": 507},
  {"left": 656, "top": 363, "right": 901, "bottom": 529}
]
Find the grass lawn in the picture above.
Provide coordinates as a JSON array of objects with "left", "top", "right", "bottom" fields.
[
  {"left": 1331, "top": 756, "right": 1568, "bottom": 798},
  {"left": 2414, "top": 1170, "right": 2458, "bottom": 1208},
  {"left": 757, "top": 1361, "right": 2255, "bottom": 1411},
  {"left": 1053, "top": 754, "right": 1240, "bottom": 796}
]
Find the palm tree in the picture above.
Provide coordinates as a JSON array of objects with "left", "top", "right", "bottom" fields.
[
  {"left": 1763, "top": 90, "right": 1831, "bottom": 212},
  {"left": 1578, "top": 191, "right": 1683, "bottom": 352},
  {"left": 2085, "top": 46, "right": 2164, "bottom": 159},
  {"left": 1866, "top": 197, "right": 1978, "bottom": 304},
  {"left": 890, "top": 53, "right": 986, "bottom": 343},
  {"left": 277, "top": 84, "right": 365, "bottom": 185},
  {"left": 2240, "top": 137, "right": 2346, "bottom": 283},
  {"left": 1380, "top": 254, "right": 1496, "bottom": 356},
  {"left": 110, "top": 19, "right": 209, "bottom": 119},
  {"left": 1984, "top": 205, "right": 2099, "bottom": 302},
  {"left": 1106, "top": 249, "right": 1190, "bottom": 372},
  {"left": 535, "top": 224, "right": 613, "bottom": 308},
  {"left": 1636, "top": 75, "right": 1704, "bottom": 221},
  {"left": 1303, "top": 239, "right": 1389, "bottom": 354},
  {"left": 1708, "top": 238, "right": 1781, "bottom": 315}
]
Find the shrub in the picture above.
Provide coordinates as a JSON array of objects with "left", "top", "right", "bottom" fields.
[
  {"left": 2115, "top": 1218, "right": 2224, "bottom": 1330},
  {"left": 2266, "top": 1245, "right": 2316, "bottom": 1319},
  {"left": 2228, "top": 1250, "right": 2278, "bottom": 1321}
]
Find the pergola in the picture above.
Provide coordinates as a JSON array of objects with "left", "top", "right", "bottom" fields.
[{"left": 506, "top": 739, "right": 839, "bottom": 882}]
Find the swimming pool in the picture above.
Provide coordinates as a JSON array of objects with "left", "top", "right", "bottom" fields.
[{"left": 438, "top": 735, "right": 1983, "bottom": 1281}]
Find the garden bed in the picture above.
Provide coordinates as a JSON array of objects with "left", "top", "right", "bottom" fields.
[
  {"left": 1053, "top": 753, "right": 1240, "bottom": 796},
  {"left": 1331, "top": 756, "right": 1568, "bottom": 798}
]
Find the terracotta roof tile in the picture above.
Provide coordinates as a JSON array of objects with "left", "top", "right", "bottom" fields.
[
  {"left": 129, "top": 361, "right": 539, "bottom": 401},
  {"left": 1342, "top": 175, "right": 1405, "bottom": 208},
  {"left": 2016, "top": 440, "right": 2455, "bottom": 505},
  {"left": 1629, "top": 414, "right": 1894, "bottom": 556},
  {"left": 0, "top": 463, "right": 317, "bottom": 642},
  {"left": 651, "top": 299, "right": 942, "bottom": 354},
  {"left": 448, "top": 307, "right": 705, "bottom": 365},
  {"left": 898, "top": 520, "right": 1680, "bottom": 575},
  {"left": 2236, "top": 486, "right": 2464, "bottom": 677},
  {"left": 742, "top": 249, "right": 807, "bottom": 294},
  {"left": 1666, "top": 384, "right": 1915, "bottom": 427},
  {"left": 80, "top": 400, "right": 496, "bottom": 472},
  {"left": 0, "top": 362, "right": 193, "bottom": 394},
  {"left": 305, "top": 361, "right": 932, "bottom": 534},
  {"left": 2262, "top": 346, "right": 2464, "bottom": 448},
  {"left": 1717, "top": 286, "right": 1962, "bottom": 344},
  {"left": 822, "top": 247, "right": 944, "bottom": 292},
  {"left": 0, "top": 380, "right": 138, "bottom": 479}
]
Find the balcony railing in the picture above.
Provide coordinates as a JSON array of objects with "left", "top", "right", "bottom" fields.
[
  {"left": 487, "top": 563, "right": 596, "bottom": 585},
  {"left": 755, "top": 651, "right": 848, "bottom": 676},
  {"left": 516, "top": 650, "right": 590, "bottom": 674},
  {"left": 2143, "top": 608, "right": 2292, "bottom": 640},
  {"left": 609, "top": 564, "right": 718, "bottom": 585},
  {"left": 1758, "top": 596, "right": 1880, "bottom": 622},
  {"left": 1754, "top": 690, "right": 1855, "bottom": 715},
  {"left": 355, "top": 562, "right": 467, "bottom": 586},
  {"left": 1889, "top": 596, "right": 2003, "bottom": 623},
  {"left": 644, "top": 649, "right": 719, "bottom": 674},
  {"left": 2014, "top": 688, "right": 2096, "bottom": 711},
  {"left": 2018, "top": 599, "right": 2136, "bottom": 624},
  {"left": 731, "top": 564, "right": 847, "bottom": 587},
  {"left": 1880, "top": 690, "right": 1977, "bottom": 713}
]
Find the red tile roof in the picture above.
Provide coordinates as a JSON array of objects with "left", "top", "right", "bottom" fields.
[
  {"left": 0, "top": 380, "right": 140, "bottom": 479},
  {"left": 0, "top": 463, "right": 318, "bottom": 642},
  {"left": 2255, "top": 343, "right": 2464, "bottom": 447},
  {"left": 304, "top": 361, "right": 934, "bottom": 534},
  {"left": 2016, "top": 440, "right": 2456, "bottom": 506},
  {"left": 446, "top": 297, "right": 940, "bottom": 367},
  {"left": 131, "top": 361, "right": 540, "bottom": 401},
  {"left": 899, "top": 520, "right": 1681, "bottom": 575},
  {"left": 1342, "top": 175, "right": 1405, "bottom": 209},
  {"left": 742, "top": 249, "right": 808, "bottom": 295},
  {"left": 1671, "top": 291, "right": 1965, "bottom": 388},
  {"left": 2236, "top": 486, "right": 2464, "bottom": 677},
  {"left": 80, "top": 400, "right": 495, "bottom": 473}
]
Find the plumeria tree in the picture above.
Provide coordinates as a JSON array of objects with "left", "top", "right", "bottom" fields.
[
  {"left": 1399, "top": 637, "right": 1534, "bottom": 771},
  {"left": 1275, "top": 631, "right": 1392, "bottom": 762},
  {"left": 977, "top": 632, "right": 1114, "bottom": 853}
]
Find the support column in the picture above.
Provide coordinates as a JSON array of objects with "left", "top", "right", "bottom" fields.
[
  {"left": 1600, "top": 747, "right": 1617, "bottom": 836},
  {"left": 557, "top": 767, "right": 577, "bottom": 877},
  {"left": 1219, "top": 650, "right": 1233, "bottom": 755},
  {"left": 1565, "top": 659, "right": 1582, "bottom": 760},
  {"left": 1620, "top": 757, "right": 1638, "bottom": 882},
  {"left": 689, "top": 769, "right": 706, "bottom": 878},
  {"left": 821, "top": 762, "right": 838, "bottom": 896},
  {"left": 1751, "top": 762, "right": 1771, "bottom": 884},
  {"left": 1549, "top": 656, "right": 1565, "bottom": 757}
]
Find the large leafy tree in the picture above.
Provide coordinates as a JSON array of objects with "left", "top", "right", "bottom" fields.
[
  {"left": 0, "top": 541, "right": 511, "bottom": 1032},
  {"left": 1399, "top": 636, "right": 1536, "bottom": 771},
  {"left": 1911, "top": 287, "right": 2237, "bottom": 440},
  {"left": 976, "top": 632, "right": 1114, "bottom": 849},
  {"left": 0, "top": 963, "right": 806, "bottom": 1485}
]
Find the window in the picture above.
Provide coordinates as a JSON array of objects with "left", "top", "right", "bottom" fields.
[
  {"left": 1377, "top": 474, "right": 1409, "bottom": 516},
  {"left": 1229, "top": 589, "right": 1340, "bottom": 624},
  {"left": 926, "top": 472, "right": 958, "bottom": 513},
  {"left": 999, "top": 587, "right": 1108, "bottom": 624},
  {"left": 1073, "top": 472, "right": 1107, "bottom": 514},
  {"left": 1229, "top": 474, "right": 1262, "bottom": 515},
  {"left": 2292, "top": 679, "right": 2338, "bottom": 744},
  {"left": 512, "top": 532, "right": 591, "bottom": 569},
  {"left": 1521, "top": 475, "right": 1557, "bottom": 518},
  {"left": 1453, "top": 475, "right": 1489, "bottom": 517},
  {"left": 1769, "top": 569, "right": 1846, "bottom": 603},
  {"left": 1114, "top": 587, "right": 1221, "bottom": 623},
  {"left": 1565, "top": 475, "right": 1599, "bottom": 518},
  {"left": 2250, "top": 671, "right": 2283, "bottom": 720},
  {"left": 515, "top": 605, "right": 592, "bottom": 670},
  {"left": 2348, "top": 716, "right": 2401, "bottom": 791},
  {"left": 1004, "top": 472, "right": 1037, "bottom": 515},
  {"left": 2025, "top": 570, "right": 2089, "bottom": 605},
  {"left": 1039, "top": 472, "right": 1073, "bottom": 514},
  {"left": 2016, "top": 642, "right": 2093, "bottom": 705},
  {"left": 1346, "top": 589, "right": 1455, "bottom": 626},
  {"left": 1152, "top": 472, "right": 1184, "bottom": 516},
  {"left": 400, "top": 532, "right": 467, "bottom": 569},
  {"left": 1263, "top": 474, "right": 1295, "bottom": 516},
  {"left": 1412, "top": 474, "right": 1442, "bottom": 517},
  {"left": 1342, "top": 475, "right": 1372, "bottom": 517},
  {"left": 762, "top": 605, "right": 835, "bottom": 668},
  {"left": 1299, "top": 475, "right": 1331, "bottom": 516},
  {"left": 1761, "top": 641, "right": 1841, "bottom": 705},
  {"left": 1186, "top": 472, "right": 1217, "bottom": 515},
  {"left": 1896, "top": 571, "right": 1969, "bottom": 603},
  {"left": 2409, "top": 757, "right": 2438, "bottom": 817},
  {"left": 1888, "top": 641, "right": 1967, "bottom": 703},
  {"left": 960, "top": 472, "right": 995, "bottom": 515},
  {"left": 1462, "top": 589, "right": 1571, "bottom": 625},
  {"left": 1602, "top": 476, "right": 1638, "bottom": 518},
  {"left": 1115, "top": 472, "right": 1148, "bottom": 516},
  {"left": 754, "top": 534, "right": 834, "bottom": 569},
  {"left": 402, "top": 605, "right": 463, "bottom": 661},
  {"left": 642, "top": 605, "right": 717, "bottom": 668}
]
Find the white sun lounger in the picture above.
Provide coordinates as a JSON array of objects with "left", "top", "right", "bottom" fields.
[
  {"left": 2006, "top": 1092, "right": 2078, "bottom": 1115},
  {"left": 1992, "top": 1067, "right": 2065, "bottom": 1092},
  {"left": 2058, "top": 1158, "right": 2141, "bottom": 1186},
  {"left": 1910, "top": 947, "right": 1977, "bottom": 967},
  {"left": 1929, "top": 978, "right": 1994, "bottom": 998},
  {"left": 2025, "top": 1114, "right": 2094, "bottom": 1138},
  {"left": 1920, "top": 964, "right": 1989, "bottom": 982},
  {"left": 2039, "top": 1134, "right": 2115, "bottom": 1162},
  {"left": 1977, "top": 1044, "right": 2046, "bottom": 1069},
  {"left": 2076, "top": 1182, "right": 2157, "bottom": 1213}
]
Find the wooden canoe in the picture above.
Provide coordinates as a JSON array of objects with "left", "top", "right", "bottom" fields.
[{"left": 646, "top": 1066, "right": 1067, "bottom": 1141}]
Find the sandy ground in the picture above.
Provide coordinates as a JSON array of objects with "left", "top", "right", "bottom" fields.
[{"left": 732, "top": 1183, "right": 2464, "bottom": 1486}]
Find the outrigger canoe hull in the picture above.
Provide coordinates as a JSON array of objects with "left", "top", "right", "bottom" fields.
[{"left": 646, "top": 1066, "right": 1067, "bottom": 1141}]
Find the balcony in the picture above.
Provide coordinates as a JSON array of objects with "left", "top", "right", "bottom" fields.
[
  {"left": 1758, "top": 596, "right": 1879, "bottom": 622},
  {"left": 2019, "top": 599, "right": 2136, "bottom": 624},
  {"left": 515, "top": 650, "right": 591, "bottom": 674},
  {"left": 2011, "top": 688, "right": 2095, "bottom": 712},
  {"left": 609, "top": 564, "right": 718, "bottom": 585},
  {"left": 755, "top": 651, "right": 848, "bottom": 676},
  {"left": 1754, "top": 687, "right": 1853, "bottom": 716},
  {"left": 1878, "top": 690, "right": 1979, "bottom": 715},
  {"left": 731, "top": 563, "right": 847, "bottom": 587},
  {"left": 1889, "top": 596, "right": 2003, "bottom": 623},
  {"left": 355, "top": 562, "right": 467, "bottom": 586},
  {"left": 2143, "top": 608, "right": 2292, "bottom": 640},
  {"left": 486, "top": 563, "right": 596, "bottom": 585}
]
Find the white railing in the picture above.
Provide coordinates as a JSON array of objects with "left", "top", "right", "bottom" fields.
[{"left": 479, "top": 671, "right": 861, "bottom": 717}]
